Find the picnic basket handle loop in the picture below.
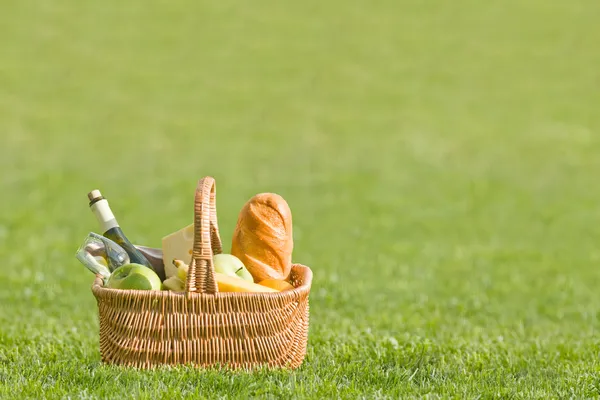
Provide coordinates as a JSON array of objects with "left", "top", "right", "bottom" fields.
[{"left": 186, "top": 176, "right": 223, "bottom": 295}]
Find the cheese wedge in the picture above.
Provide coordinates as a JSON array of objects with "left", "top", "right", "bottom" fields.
[
  {"left": 162, "top": 224, "right": 195, "bottom": 278},
  {"left": 215, "top": 272, "right": 278, "bottom": 293}
]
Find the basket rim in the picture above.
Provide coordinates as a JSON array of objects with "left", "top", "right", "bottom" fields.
[{"left": 92, "top": 263, "right": 313, "bottom": 301}]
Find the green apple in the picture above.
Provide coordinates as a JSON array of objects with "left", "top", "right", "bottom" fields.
[
  {"left": 213, "top": 254, "right": 253, "bottom": 282},
  {"left": 107, "top": 263, "right": 162, "bottom": 291}
]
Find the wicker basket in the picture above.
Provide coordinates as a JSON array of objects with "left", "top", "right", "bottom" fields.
[{"left": 91, "top": 177, "right": 313, "bottom": 369}]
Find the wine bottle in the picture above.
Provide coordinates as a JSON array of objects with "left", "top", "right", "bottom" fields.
[{"left": 87, "top": 190, "right": 154, "bottom": 269}]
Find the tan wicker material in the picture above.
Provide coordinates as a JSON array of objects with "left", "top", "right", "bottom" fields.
[{"left": 91, "top": 177, "right": 312, "bottom": 369}]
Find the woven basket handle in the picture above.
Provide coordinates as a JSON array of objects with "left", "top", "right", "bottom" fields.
[{"left": 185, "top": 176, "right": 222, "bottom": 295}]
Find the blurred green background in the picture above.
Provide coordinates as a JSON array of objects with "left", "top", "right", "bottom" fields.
[{"left": 1, "top": 1, "right": 600, "bottom": 398}]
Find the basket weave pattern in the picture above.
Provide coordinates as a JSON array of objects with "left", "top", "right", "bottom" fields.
[{"left": 92, "top": 177, "right": 312, "bottom": 369}]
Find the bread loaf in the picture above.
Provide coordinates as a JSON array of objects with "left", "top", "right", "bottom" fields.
[{"left": 231, "top": 193, "right": 293, "bottom": 282}]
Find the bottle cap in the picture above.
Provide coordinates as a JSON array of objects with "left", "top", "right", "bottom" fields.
[
  {"left": 87, "top": 190, "right": 105, "bottom": 206},
  {"left": 88, "top": 190, "right": 102, "bottom": 201}
]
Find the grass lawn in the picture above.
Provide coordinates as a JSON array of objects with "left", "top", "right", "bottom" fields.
[{"left": 1, "top": 0, "right": 600, "bottom": 398}]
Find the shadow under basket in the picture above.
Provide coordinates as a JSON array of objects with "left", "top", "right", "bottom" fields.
[{"left": 91, "top": 176, "right": 313, "bottom": 369}]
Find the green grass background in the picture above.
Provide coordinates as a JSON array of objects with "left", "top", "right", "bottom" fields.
[{"left": 1, "top": 0, "right": 600, "bottom": 398}]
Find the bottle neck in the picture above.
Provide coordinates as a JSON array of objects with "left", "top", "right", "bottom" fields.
[{"left": 90, "top": 198, "right": 120, "bottom": 233}]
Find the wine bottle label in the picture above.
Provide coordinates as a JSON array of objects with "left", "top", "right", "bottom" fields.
[{"left": 91, "top": 199, "right": 119, "bottom": 232}]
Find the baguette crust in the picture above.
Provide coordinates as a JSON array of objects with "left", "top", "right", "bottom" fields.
[{"left": 231, "top": 193, "right": 293, "bottom": 281}]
